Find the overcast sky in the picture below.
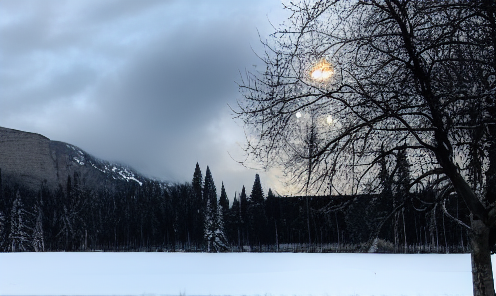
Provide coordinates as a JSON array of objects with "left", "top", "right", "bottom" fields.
[{"left": 0, "top": 0, "right": 293, "bottom": 200}]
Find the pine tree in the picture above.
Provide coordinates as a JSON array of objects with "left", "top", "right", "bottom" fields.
[
  {"left": 191, "top": 162, "right": 204, "bottom": 246},
  {"left": 239, "top": 185, "right": 248, "bottom": 246},
  {"left": 219, "top": 182, "right": 229, "bottom": 223},
  {"left": 0, "top": 168, "right": 4, "bottom": 247},
  {"left": 248, "top": 174, "right": 268, "bottom": 248},
  {"left": 32, "top": 203, "right": 45, "bottom": 252},
  {"left": 0, "top": 210, "right": 4, "bottom": 248},
  {"left": 229, "top": 194, "right": 241, "bottom": 248},
  {"left": 9, "top": 191, "right": 31, "bottom": 252},
  {"left": 213, "top": 200, "right": 229, "bottom": 252},
  {"left": 0, "top": 168, "right": 3, "bottom": 202},
  {"left": 203, "top": 166, "right": 227, "bottom": 252},
  {"left": 192, "top": 163, "right": 203, "bottom": 205},
  {"left": 250, "top": 174, "right": 264, "bottom": 204},
  {"left": 265, "top": 188, "right": 279, "bottom": 249},
  {"left": 203, "top": 166, "right": 217, "bottom": 224},
  {"left": 59, "top": 173, "right": 87, "bottom": 251}
]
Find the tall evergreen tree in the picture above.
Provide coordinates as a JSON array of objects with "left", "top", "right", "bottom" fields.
[
  {"left": 59, "top": 174, "right": 86, "bottom": 251},
  {"left": 0, "top": 168, "right": 3, "bottom": 201},
  {"left": 229, "top": 194, "right": 242, "bottom": 248},
  {"left": 203, "top": 167, "right": 217, "bottom": 222},
  {"left": 192, "top": 163, "right": 204, "bottom": 245},
  {"left": 0, "top": 210, "right": 4, "bottom": 249},
  {"left": 248, "top": 174, "right": 268, "bottom": 248},
  {"left": 32, "top": 202, "right": 45, "bottom": 252},
  {"left": 0, "top": 168, "right": 4, "bottom": 247},
  {"left": 214, "top": 198, "right": 229, "bottom": 252},
  {"left": 250, "top": 174, "right": 264, "bottom": 204},
  {"left": 219, "top": 182, "right": 229, "bottom": 223},
  {"left": 9, "top": 191, "right": 31, "bottom": 252},
  {"left": 203, "top": 166, "right": 226, "bottom": 251},
  {"left": 192, "top": 163, "right": 203, "bottom": 205},
  {"left": 239, "top": 185, "right": 249, "bottom": 246},
  {"left": 265, "top": 188, "right": 280, "bottom": 248}
]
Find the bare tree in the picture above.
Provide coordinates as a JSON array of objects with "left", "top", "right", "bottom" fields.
[{"left": 237, "top": 1, "right": 496, "bottom": 295}]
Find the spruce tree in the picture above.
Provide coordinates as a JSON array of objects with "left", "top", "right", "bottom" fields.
[
  {"left": 203, "top": 166, "right": 227, "bottom": 251},
  {"left": 250, "top": 174, "right": 264, "bottom": 204},
  {"left": 248, "top": 174, "right": 268, "bottom": 248},
  {"left": 265, "top": 188, "right": 278, "bottom": 222},
  {"left": 267, "top": 188, "right": 275, "bottom": 199},
  {"left": 0, "top": 210, "right": 4, "bottom": 249},
  {"left": 231, "top": 195, "right": 240, "bottom": 221},
  {"left": 213, "top": 199, "right": 229, "bottom": 252},
  {"left": 265, "top": 188, "right": 279, "bottom": 248},
  {"left": 32, "top": 203, "right": 45, "bottom": 252},
  {"left": 0, "top": 168, "right": 4, "bottom": 246},
  {"left": 0, "top": 168, "right": 3, "bottom": 201},
  {"left": 239, "top": 185, "right": 248, "bottom": 246},
  {"left": 191, "top": 162, "right": 204, "bottom": 246},
  {"left": 203, "top": 166, "right": 217, "bottom": 222},
  {"left": 9, "top": 191, "right": 31, "bottom": 252},
  {"left": 219, "top": 182, "right": 229, "bottom": 222},
  {"left": 192, "top": 163, "right": 203, "bottom": 205},
  {"left": 229, "top": 194, "right": 241, "bottom": 248}
]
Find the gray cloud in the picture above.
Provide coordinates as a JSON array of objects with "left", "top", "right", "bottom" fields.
[{"left": 0, "top": 0, "right": 290, "bottom": 198}]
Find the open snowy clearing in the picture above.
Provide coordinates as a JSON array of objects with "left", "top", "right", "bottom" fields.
[{"left": 0, "top": 252, "right": 485, "bottom": 296}]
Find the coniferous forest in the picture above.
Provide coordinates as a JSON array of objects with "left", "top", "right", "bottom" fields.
[{"left": 0, "top": 162, "right": 470, "bottom": 253}]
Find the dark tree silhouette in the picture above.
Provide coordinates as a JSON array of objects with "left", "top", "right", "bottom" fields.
[
  {"left": 237, "top": 1, "right": 496, "bottom": 295},
  {"left": 191, "top": 163, "right": 204, "bottom": 245},
  {"left": 248, "top": 174, "right": 267, "bottom": 248}
]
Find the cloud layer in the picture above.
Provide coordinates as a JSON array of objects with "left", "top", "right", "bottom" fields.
[{"left": 0, "top": 0, "right": 290, "bottom": 198}]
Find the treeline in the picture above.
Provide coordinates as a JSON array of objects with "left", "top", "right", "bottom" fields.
[{"left": 0, "top": 164, "right": 470, "bottom": 252}]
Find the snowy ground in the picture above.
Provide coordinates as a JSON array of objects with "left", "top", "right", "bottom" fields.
[{"left": 0, "top": 252, "right": 483, "bottom": 296}]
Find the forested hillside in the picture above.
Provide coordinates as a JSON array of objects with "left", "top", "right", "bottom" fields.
[{"left": 0, "top": 163, "right": 470, "bottom": 253}]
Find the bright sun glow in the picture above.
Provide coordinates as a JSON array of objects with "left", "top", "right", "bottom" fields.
[
  {"left": 326, "top": 115, "right": 333, "bottom": 125},
  {"left": 310, "top": 58, "right": 334, "bottom": 81},
  {"left": 296, "top": 111, "right": 302, "bottom": 118}
]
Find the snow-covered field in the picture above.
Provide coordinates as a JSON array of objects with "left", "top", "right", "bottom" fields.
[{"left": 0, "top": 252, "right": 483, "bottom": 296}]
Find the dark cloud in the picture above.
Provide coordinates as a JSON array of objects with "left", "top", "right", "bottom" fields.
[
  {"left": 0, "top": 0, "right": 290, "bottom": 197},
  {"left": 83, "top": 0, "right": 168, "bottom": 24},
  {"left": 105, "top": 19, "right": 255, "bottom": 127}
]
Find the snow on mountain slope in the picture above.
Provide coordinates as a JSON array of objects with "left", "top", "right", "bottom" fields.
[{"left": 64, "top": 143, "right": 144, "bottom": 186}]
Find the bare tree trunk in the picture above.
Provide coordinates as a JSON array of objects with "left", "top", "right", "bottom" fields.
[
  {"left": 307, "top": 196, "right": 311, "bottom": 246},
  {"left": 335, "top": 212, "right": 340, "bottom": 250},
  {"left": 402, "top": 209, "right": 407, "bottom": 253},
  {"left": 471, "top": 219, "right": 495, "bottom": 296},
  {"left": 275, "top": 220, "right": 279, "bottom": 252},
  {"left": 394, "top": 212, "right": 399, "bottom": 253}
]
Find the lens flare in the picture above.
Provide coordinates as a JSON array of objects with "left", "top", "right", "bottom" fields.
[
  {"left": 310, "top": 58, "right": 333, "bottom": 81},
  {"left": 326, "top": 115, "right": 333, "bottom": 125}
]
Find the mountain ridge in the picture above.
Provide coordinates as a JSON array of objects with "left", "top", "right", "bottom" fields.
[{"left": 0, "top": 126, "right": 159, "bottom": 191}]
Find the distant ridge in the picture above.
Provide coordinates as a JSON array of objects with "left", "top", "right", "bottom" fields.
[{"left": 0, "top": 126, "right": 155, "bottom": 191}]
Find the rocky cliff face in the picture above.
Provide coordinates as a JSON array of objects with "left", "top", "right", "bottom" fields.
[{"left": 0, "top": 126, "right": 148, "bottom": 191}]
